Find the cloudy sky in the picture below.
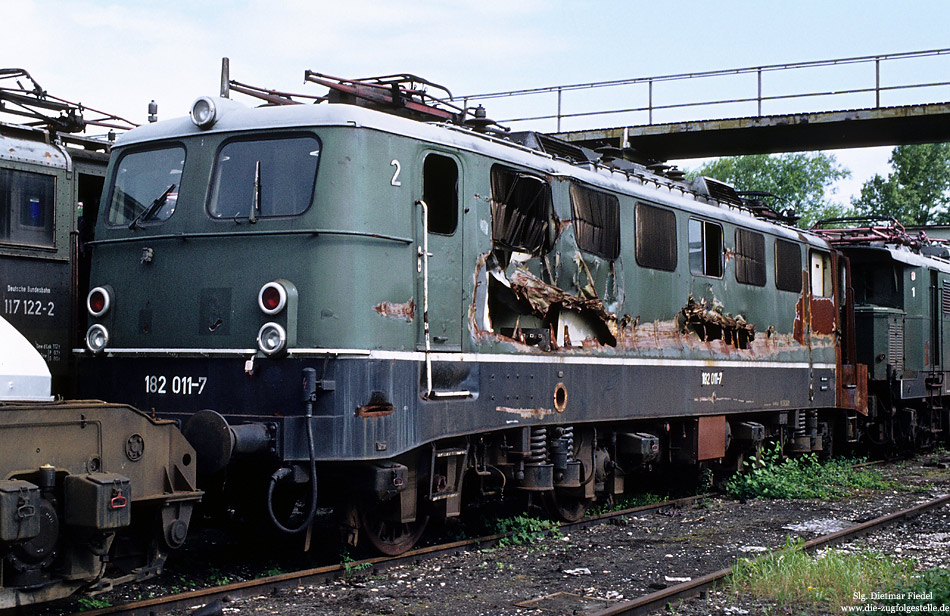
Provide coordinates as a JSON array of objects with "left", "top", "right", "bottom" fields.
[{"left": 3, "top": 0, "right": 949, "bottom": 203}]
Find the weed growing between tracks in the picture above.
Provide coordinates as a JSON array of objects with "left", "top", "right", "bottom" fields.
[
  {"left": 76, "top": 596, "right": 112, "bottom": 611},
  {"left": 724, "top": 443, "right": 901, "bottom": 500},
  {"left": 491, "top": 514, "right": 562, "bottom": 547}
]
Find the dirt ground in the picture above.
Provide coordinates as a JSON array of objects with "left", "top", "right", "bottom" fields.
[{"left": 145, "top": 452, "right": 950, "bottom": 616}]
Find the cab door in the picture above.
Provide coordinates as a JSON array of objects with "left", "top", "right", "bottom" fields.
[{"left": 416, "top": 152, "right": 463, "bottom": 350}]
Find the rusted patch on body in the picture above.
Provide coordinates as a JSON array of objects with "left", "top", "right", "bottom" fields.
[
  {"left": 496, "top": 406, "right": 555, "bottom": 419},
  {"left": 374, "top": 297, "right": 415, "bottom": 322},
  {"left": 810, "top": 297, "right": 836, "bottom": 335},
  {"left": 356, "top": 391, "right": 395, "bottom": 417}
]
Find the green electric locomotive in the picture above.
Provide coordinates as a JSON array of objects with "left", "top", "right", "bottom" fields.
[{"left": 79, "top": 71, "right": 869, "bottom": 554}]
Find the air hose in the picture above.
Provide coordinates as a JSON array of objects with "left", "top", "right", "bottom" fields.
[{"left": 266, "top": 368, "right": 319, "bottom": 534}]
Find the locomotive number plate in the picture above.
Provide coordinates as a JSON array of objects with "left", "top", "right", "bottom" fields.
[{"left": 145, "top": 375, "right": 207, "bottom": 395}]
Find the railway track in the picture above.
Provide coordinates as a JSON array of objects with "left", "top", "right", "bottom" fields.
[
  {"left": 587, "top": 493, "right": 950, "bottom": 616},
  {"left": 69, "top": 494, "right": 707, "bottom": 616},
  {"left": 65, "top": 488, "right": 950, "bottom": 616}
]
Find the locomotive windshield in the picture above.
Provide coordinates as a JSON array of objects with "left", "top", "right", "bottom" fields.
[
  {"left": 107, "top": 145, "right": 184, "bottom": 227},
  {"left": 208, "top": 135, "right": 320, "bottom": 219}
]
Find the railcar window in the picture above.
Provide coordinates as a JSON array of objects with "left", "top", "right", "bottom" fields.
[
  {"left": 810, "top": 251, "right": 833, "bottom": 297},
  {"left": 570, "top": 183, "right": 620, "bottom": 260},
  {"left": 775, "top": 239, "right": 803, "bottom": 292},
  {"left": 107, "top": 145, "right": 184, "bottom": 226},
  {"left": 423, "top": 154, "right": 458, "bottom": 235},
  {"left": 635, "top": 202, "right": 677, "bottom": 271},
  {"left": 0, "top": 169, "right": 55, "bottom": 246},
  {"left": 688, "top": 218, "right": 723, "bottom": 277},
  {"left": 490, "top": 165, "right": 557, "bottom": 255},
  {"left": 209, "top": 135, "right": 320, "bottom": 219},
  {"left": 735, "top": 229, "right": 766, "bottom": 286}
]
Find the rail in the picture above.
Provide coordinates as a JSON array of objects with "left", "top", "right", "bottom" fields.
[{"left": 455, "top": 48, "right": 950, "bottom": 132}]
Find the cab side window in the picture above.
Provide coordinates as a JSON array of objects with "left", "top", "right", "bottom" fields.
[
  {"left": 423, "top": 154, "right": 458, "bottom": 235},
  {"left": 0, "top": 169, "right": 55, "bottom": 246}
]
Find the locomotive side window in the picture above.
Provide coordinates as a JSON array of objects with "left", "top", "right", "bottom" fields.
[
  {"left": 0, "top": 169, "right": 55, "bottom": 246},
  {"left": 423, "top": 154, "right": 458, "bottom": 235},
  {"left": 209, "top": 135, "right": 320, "bottom": 219},
  {"left": 108, "top": 145, "right": 184, "bottom": 227},
  {"left": 735, "top": 228, "right": 766, "bottom": 286},
  {"left": 775, "top": 239, "right": 803, "bottom": 293},
  {"left": 635, "top": 202, "right": 677, "bottom": 271},
  {"left": 570, "top": 183, "right": 620, "bottom": 260},
  {"left": 687, "top": 218, "right": 723, "bottom": 277},
  {"left": 810, "top": 251, "right": 833, "bottom": 297},
  {"left": 490, "top": 165, "right": 556, "bottom": 255}
]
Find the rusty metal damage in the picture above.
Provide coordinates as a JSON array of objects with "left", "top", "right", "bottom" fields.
[
  {"left": 680, "top": 296, "right": 755, "bottom": 349},
  {"left": 469, "top": 253, "right": 826, "bottom": 358},
  {"left": 374, "top": 297, "right": 415, "bottom": 322},
  {"left": 357, "top": 391, "right": 396, "bottom": 417}
]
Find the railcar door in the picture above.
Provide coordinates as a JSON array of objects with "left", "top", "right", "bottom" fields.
[
  {"left": 809, "top": 250, "right": 836, "bottom": 402},
  {"left": 415, "top": 152, "right": 464, "bottom": 350}
]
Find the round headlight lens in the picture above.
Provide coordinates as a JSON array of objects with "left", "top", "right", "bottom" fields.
[
  {"left": 85, "top": 324, "right": 110, "bottom": 353},
  {"left": 258, "top": 282, "right": 287, "bottom": 315},
  {"left": 87, "top": 286, "right": 111, "bottom": 317},
  {"left": 191, "top": 97, "right": 217, "bottom": 129},
  {"left": 257, "top": 322, "right": 287, "bottom": 356}
]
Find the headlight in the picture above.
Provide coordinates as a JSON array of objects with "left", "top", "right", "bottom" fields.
[
  {"left": 258, "top": 281, "right": 287, "bottom": 315},
  {"left": 85, "top": 324, "right": 110, "bottom": 353},
  {"left": 87, "top": 286, "right": 112, "bottom": 317},
  {"left": 190, "top": 97, "right": 217, "bottom": 129},
  {"left": 257, "top": 322, "right": 287, "bottom": 356}
]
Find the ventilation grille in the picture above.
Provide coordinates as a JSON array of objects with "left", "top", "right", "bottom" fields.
[
  {"left": 692, "top": 176, "right": 743, "bottom": 206},
  {"left": 943, "top": 280, "right": 950, "bottom": 315},
  {"left": 888, "top": 320, "right": 904, "bottom": 372}
]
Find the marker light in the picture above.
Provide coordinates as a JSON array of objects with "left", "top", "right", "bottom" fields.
[
  {"left": 87, "top": 286, "right": 112, "bottom": 317},
  {"left": 258, "top": 281, "right": 287, "bottom": 315},
  {"left": 257, "top": 322, "right": 287, "bottom": 356},
  {"left": 190, "top": 97, "right": 217, "bottom": 129},
  {"left": 85, "top": 324, "right": 110, "bottom": 353}
]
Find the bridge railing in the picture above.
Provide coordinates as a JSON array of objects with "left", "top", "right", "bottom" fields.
[{"left": 454, "top": 48, "right": 950, "bottom": 133}]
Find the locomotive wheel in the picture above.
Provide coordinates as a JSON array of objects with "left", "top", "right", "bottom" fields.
[
  {"left": 543, "top": 489, "right": 592, "bottom": 523},
  {"left": 358, "top": 508, "right": 428, "bottom": 556}
]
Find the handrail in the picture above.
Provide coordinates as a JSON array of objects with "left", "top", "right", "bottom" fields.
[{"left": 455, "top": 48, "right": 950, "bottom": 132}]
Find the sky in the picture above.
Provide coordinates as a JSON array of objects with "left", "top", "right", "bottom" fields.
[{"left": 3, "top": 0, "right": 950, "bottom": 205}]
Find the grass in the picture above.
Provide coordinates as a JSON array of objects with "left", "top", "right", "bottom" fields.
[
  {"left": 77, "top": 597, "right": 112, "bottom": 611},
  {"left": 490, "top": 514, "right": 561, "bottom": 546},
  {"left": 873, "top": 567, "right": 950, "bottom": 612},
  {"left": 724, "top": 442, "right": 899, "bottom": 500},
  {"left": 727, "top": 537, "right": 918, "bottom": 612}
]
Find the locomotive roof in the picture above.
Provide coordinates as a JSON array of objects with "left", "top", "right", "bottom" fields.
[
  {"left": 115, "top": 97, "right": 828, "bottom": 248},
  {"left": 840, "top": 243, "right": 950, "bottom": 273},
  {"left": 0, "top": 124, "right": 70, "bottom": 170}
]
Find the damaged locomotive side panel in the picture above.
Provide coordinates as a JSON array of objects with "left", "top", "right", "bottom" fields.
[{"left": 465, "top": 153, "right": 834, "bottom": 366}]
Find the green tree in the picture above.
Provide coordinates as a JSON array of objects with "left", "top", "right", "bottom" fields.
[
  {"left": 689, "top": 152, "right": 851, "bottom": 228},
  {"left": 851, "top": 143, "right": 950, "bottom": 225}
]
